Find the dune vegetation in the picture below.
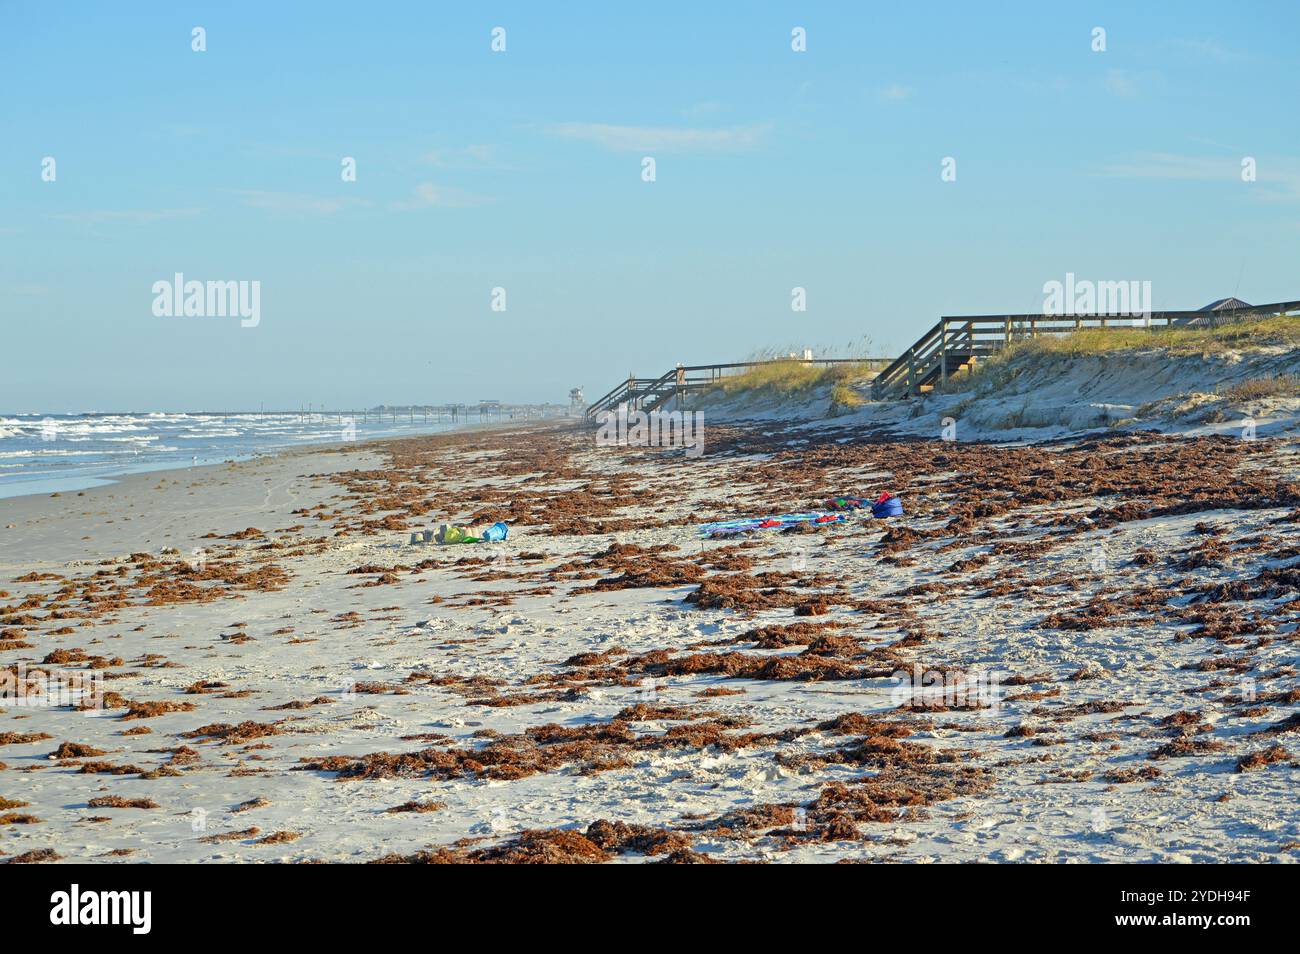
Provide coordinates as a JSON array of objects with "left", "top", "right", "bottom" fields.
[
  {"left": 713, "top": 359, "right": 881, "bottom": 398},
  {"left": 941, "top": 314, "right": 1300, "bottom": 395},
  {"left": 1217, "top": 374, "right": 1300, "bottom": 402},
  {"left": 1003, "top": 314, "right": 1300, "bottom": 357},
  {"left": 701, "top": 315, "right": 1300, "bottom": 405}
]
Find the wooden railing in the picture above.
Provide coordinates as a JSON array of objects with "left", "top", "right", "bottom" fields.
[
  {"left": 584, "top": 358, "right": 889, "bottom": 421},
  {"left": 870, "top": 299, "right": 1300, "bottom": 398}
]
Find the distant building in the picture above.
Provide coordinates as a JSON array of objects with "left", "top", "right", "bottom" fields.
[
  {"left": 1175, "top": 297, "right": 1256, "bottom": 328},
  {"left": 1198, "top": 297, "right": 1253, "bottom": 312}
]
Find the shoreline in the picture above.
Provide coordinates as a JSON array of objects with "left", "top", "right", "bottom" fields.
[
  {"left": 0, "top": 418, "right": 571, "bottom": 568},
  {"left": 0, "top": 415, "right": 573, "bottom": 504}
]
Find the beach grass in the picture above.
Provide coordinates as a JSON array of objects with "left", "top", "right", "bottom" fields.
[
  {"left": 715, "top": 359, "right": 879, "bottom": 397},
  {"left": 1217, "top": 373, "right": 1300, "bottom": 401},
  {"left": 1008, "top": 314, "right": 1300, "bottom": 357},
  {"left": 830, "top": 383, "right": 866, "bottom": 408},
  {"left": 943, "top": 314, "right": 1300, "bottom": 394}
]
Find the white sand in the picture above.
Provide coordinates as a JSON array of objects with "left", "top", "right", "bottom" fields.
[{"left": 2, "top": 402, "right": 1298, "bottom": 863}]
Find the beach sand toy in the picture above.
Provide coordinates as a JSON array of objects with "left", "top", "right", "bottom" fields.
[
  {"left": 872, "top": 493, "right": 904, "bottom": 518},
  {"left": 435, "top": 525, "right": 479, "bottom": 544},
  {"left": 480, "top": 521, "right": 509, "bottom": 542}
]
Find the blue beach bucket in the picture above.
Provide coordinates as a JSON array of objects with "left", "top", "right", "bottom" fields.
[{"left": 872, "top": 494, "right": 904, "bottom": 518}]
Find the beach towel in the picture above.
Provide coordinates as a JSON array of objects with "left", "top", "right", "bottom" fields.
[
  {"left": 700, "top": 492, "right": 904, "bottom": 537},
  {"left": 699, "top": 511, "right": 848, "bottom": 539}
]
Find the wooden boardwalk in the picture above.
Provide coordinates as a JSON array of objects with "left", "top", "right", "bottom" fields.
[
  {"left": 869, "top": 298, "right": 1300, "bottom": 398},
  {"left": 583, "top": 358, "right": 889, "bottom": 422},
  {"left": 584, "top": 299, "right": 1300, "bottom": 419}
]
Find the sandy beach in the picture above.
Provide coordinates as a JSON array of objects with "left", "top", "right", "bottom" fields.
[{"left": 3, "top": 414, "right": 1297, "bottom": 864}]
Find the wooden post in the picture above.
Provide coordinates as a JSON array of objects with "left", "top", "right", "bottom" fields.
[
  {"left": 907, "top": 349, "right": 916, "bottom": 393},
  {"left": 939, "top": 321, "right": 948, "bottom": 382}
]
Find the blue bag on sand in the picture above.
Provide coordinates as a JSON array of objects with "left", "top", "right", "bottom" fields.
[
  {"left": 481, "top": 521, "right": 509, "bottom": 542},
  {"left": 871, "top": 493, "right": 904, "bottom": 518}
]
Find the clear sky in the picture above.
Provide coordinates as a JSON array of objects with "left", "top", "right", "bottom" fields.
[{"left": 3, "top": 1, "right": 1298, "bottom": 412}]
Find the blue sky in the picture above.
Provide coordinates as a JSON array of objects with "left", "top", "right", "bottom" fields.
[{"left": 3, "top": 1, "right": 1298, "bottom": 412}]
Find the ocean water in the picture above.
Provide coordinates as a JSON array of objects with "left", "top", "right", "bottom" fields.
[{"left": 0, "top": 410, "right": 530, "bottom": 500}]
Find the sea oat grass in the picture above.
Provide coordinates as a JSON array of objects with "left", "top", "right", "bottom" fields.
[
  {"left": 1217, "top": 374, "right": 1300, "bottom": 402},
  {"left": 946, "top": 315, "right": 1300, "bottom": 394},
  {"left": 716, "top": 360, "right": 879, "bottom": 397}
]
